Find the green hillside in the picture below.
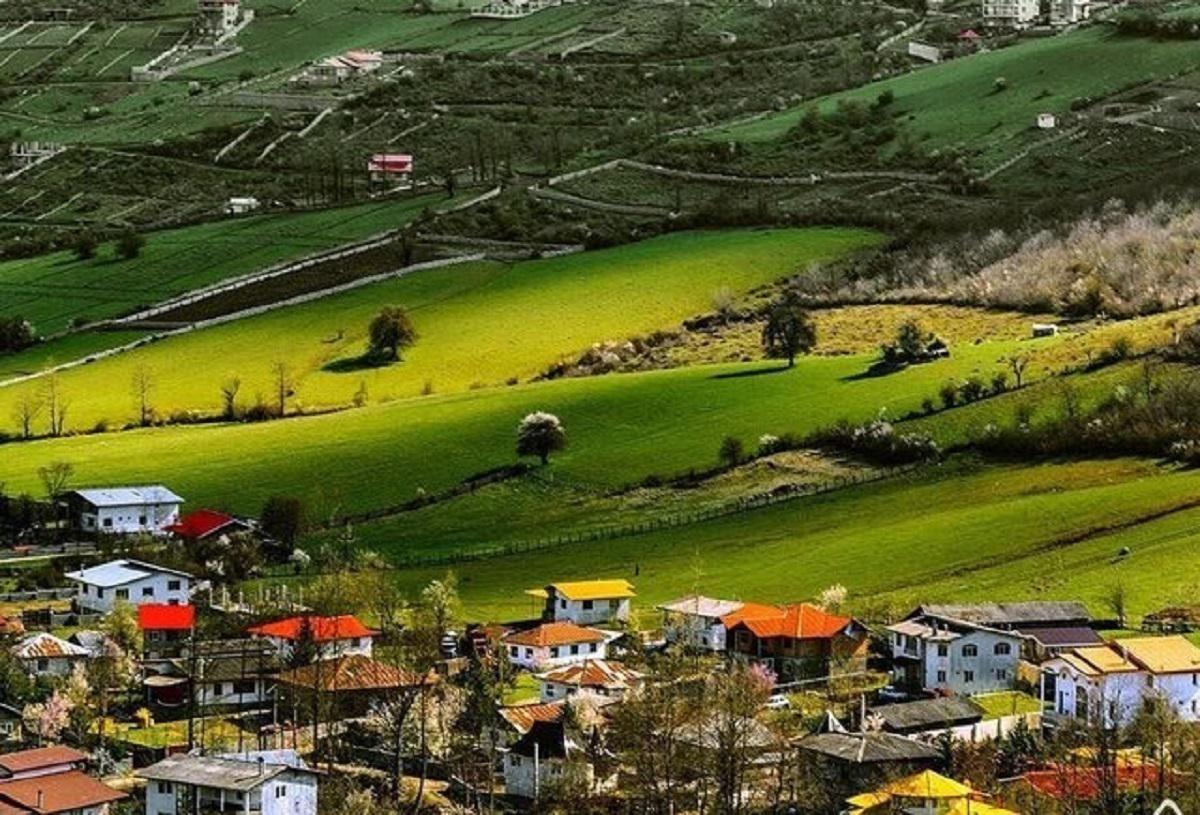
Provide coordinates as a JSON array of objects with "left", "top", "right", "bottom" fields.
[{"left": 0, "top": 227, "right": 881, "bottom": 431}]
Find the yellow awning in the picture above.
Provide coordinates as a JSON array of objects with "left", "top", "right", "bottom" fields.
[
  {"left": 946, "top": 800, "right": 1020, "bottom": 815},
  {"left": 845, "top": 791, "right": 891, "bottom": 810},
  {"left": 880, "top": 770, "right": 973, "bottom": 799}
]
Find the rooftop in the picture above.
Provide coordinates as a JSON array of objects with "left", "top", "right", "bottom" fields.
[
  {"left": 536, "top": 659, "right": 642, "bottom": 690},
  {"left": 276, "top": 656, "right": 432, "bottom": 692},
  {"left": 12, "top": 633, "right": 89, "bottom": 661},
  {"left": 165, "top": 509, "right": 240, "bottom": 540},
  {"left": 657, "top": 595, "right": 745, "bottom": 618},
  {"left": 503, "top": 621, "right": 606, "bottom": 648},
  {"left": 246, "top": 615, "right": 377, "bottom": 643},
  {"left": 722, "top": 602, "right": 853, "bottom": 640},
  {"left": 138, "top": 604, "right": 196, "bottom": 632},
  {"left": 65, "top": 558, "right": 192, "bottom": 588},
  {"left": 138, "top": 753, "right": 314, "bottom": 792},
  {"left": 498, "top": 702, "right": 566, "bottom": 735},
  {"left": 869, "top": 697, "right": 982, "bottom": 732},
  {"left": 0, "top": 769, "right": 125, "bottom": 813},
  {"left": 798, "top": 730, "right": 940, "bottom": 764},
  {"left": 528, "top": 580, "right": 636, "bottom": 602},
  {"left": 917, "top": 601, "right": 1090, "bottom": 627},
  {"left": 70, "top": 486, "right": 183, "bottom": 508},
  {"left": 0, "top": 746, "right": 86, "bottom": 776}
]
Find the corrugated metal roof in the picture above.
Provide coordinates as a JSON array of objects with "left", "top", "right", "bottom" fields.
[
  {"left": 798, "top": 731, "right": 939, "bottom": 764},
  {"left": 137, "top": 754, "right": 314, "bottom": 791},
  {"left": 657, "top": 595, "right": 744, "bottom": 618},
  {"left": 918, "top": 602, "right": 1090, "bottom": 626},
  {"left": 71, "top": 486, "right": 184, "bottom": 507},
  {"left": 870, "top": 697, "right": 983, "bottom": 732},
  {"left": 1019, "top": 625, "right": 1103, "bottom": 648},
  {"left": 12, "top": 633, "right": 89, "bottom": 660},
  {"left": 1121, "top": 636, "right": 1200, "bottom": 674},
  {"left": 66, "top": 559, "right": 192, "bottom": 588}
]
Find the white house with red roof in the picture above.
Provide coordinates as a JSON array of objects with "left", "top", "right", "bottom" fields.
[
  {"left": 502, "top": 622, "right": 608, "bottom": 670},
  {"left": 536, "top": 659, "right": 642, "bottom": 703},
  {"left": 367, "top": 154, "right": 413, "bottom": 184},
  {"left": 165, "top": 509, "right": 249, "bottom": 543},
  {"left": 247, "top": 615, "right": 377, "bottom": 662},
  {"left": 0, "top": 746, "right": 125, "bottom": 814}
]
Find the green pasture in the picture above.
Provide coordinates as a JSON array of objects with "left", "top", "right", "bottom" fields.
[
  {"left": 0, "top": 227, "right": 881, "bottom": 429},
  {"left": 709, "top": 28, "right": 1200, "bottom": 157},
  {"left": 0, "top": 192, "right": 447, "bottom": 336}
]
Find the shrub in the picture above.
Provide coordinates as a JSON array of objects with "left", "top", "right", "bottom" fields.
[
  {"left": 939, "top": 382, "right": 958, "bottom": 409},
  {"left": 807, "top": 419, "right": 940, "bottom": 465},
  {"left": 718, "top": 435, "right": 745, "bottom": 467},
  {"left": 959, "top": 375, "right": 987, "bottom": 403}
]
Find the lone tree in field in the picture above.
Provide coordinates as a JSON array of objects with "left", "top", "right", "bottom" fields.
[
  {"left": 115, "top": 228, "right": 144, "bottom": 260},
  {"left": 761, "top": 292, "right": 817, "bottom": 367},
  {"left": 516, "top": 411, "right": 566, "bottom": 465},
  {"left": 367, "top": 306, "right": 418, "bottom": 361}
]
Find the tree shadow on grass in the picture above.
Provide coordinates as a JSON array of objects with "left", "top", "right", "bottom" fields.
[
  {"left": 710, "top": 365, "right": 792, "bottom": 380},
  {"left": 322, "top": 353, "right": 397, "bottom": 374},
  {"left": 841, "top": 361, "right": 905, "bottom": 382}
]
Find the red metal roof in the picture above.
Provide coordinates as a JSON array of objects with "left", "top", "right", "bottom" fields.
[
  {"left": 722, "top": 603, "right": 852, "bottom": 640},
  {"left": 137, "top": 604, "right": 196, "bottom": 632},
  {"left": 368, "top": 154, "right": 413, "bottom": 174},
  {"left": 165, "top": 509, "right": 238, "bottom": 540},
  {"left": 1018, "top": 765, "right": 1172, "bottom": 802},
  {"left": 0, "top": 746, "right": 86, "bottom": 775},
  {"left": 247, "top": 615, "right": 377, "bottom": 643},
  {"left": 0, "top": 769, "right": 126, "bottom": 813}
]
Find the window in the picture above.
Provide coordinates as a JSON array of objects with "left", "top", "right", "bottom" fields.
[
  {"left": 37, "top": 659, "right": 48, "bottom": 672},
  {"left": 936, "top": 670, "right": 947, "bottom": 684},
  {"left": 116, "top": 589, "right": 129, "bottom": 600},
  {"left": 511, "top": 755, "right": 522, "bottom": 767},
  {"left": 961, "top": 644, "right": 978, "bottom": 658},
  {"left": 996, "top": 669, "right": 1009, "bottom": 681},
  {"left": 157, "top": 782, "right": 172, "bottom": 794},
  {"left": 138, "top": 515, "right": 147, "bottom": 525},
  {"left": 964, "top": 670, "right": 975, "bottom": 683},
  {"left": 524, "top": 648, "right": 533, "bottom": 659},
  {"left": 588, "top": 643, "right": 597, "bottom": 653},
  {"left": 97, "top": 587, "right": 105, "bottom": 599},
  {"left": 167, "top": 580, "right": 182, "bottom": 591},
  {"left": 559, "top": 599, "right": 567, "bottom": 610},
  {"left": 570, "top": 645, "right": 579, "bottom": 655},
  {"left": 103, "top": 517, "right": 113, "bottom": 528},
  {"left": 550, "top": 647, "right": 559, "bottom": 658},
  {"left": 142, "top": 587, "right": 154, "bottom": 597},
  {"left": 509, "top": 646, "right": 518, "bottom": 657},
  {"left": 1146, "top": 675, "right": 1155, "bottom": 688},
  {"left": 275, "top": 786, "right": 287, "bottom": 799},
  {"left": 233, "top": 679, "right": 257, "bottom": 695},
  {"left": 545, "top": 685, "right": 555, "bottom": 697},
  {"left": 994, "top": 642, "right": 1012, "bottom": 656},
  {"left": 212, "top": 682, "right": 226, "bottom": 695},
  {"left": 937, "top": 643, "right": 948, "bottom": 657},
  {"left": 582, "top": 600, "right": 594, "bottom": 610}
]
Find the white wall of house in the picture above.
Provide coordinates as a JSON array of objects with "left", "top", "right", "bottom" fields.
[
  {"left": 144, "top": 771, "right": 316, "bottom": 815},
  {"left": 257, "top": 635, "right": 373, "bottom": 662},
  {"left": 891, "top": 628, "right": 1021, "bottom": 695},
  {"left": 74, "top": 573, "right": 190, "bottom": 614},
  {"left": 548, "top": 595, "right": 630, "bottom": 625},
  {"left": 21, "top": 654, "right": 85, "bottom": 677},
  {"left": 504, "top": 753, "right": 594, "bottom": 799},
  {"left": 981, "top": 0, "right": 1039, "bottom": 26},
  {"left": 77, "top": 502, "right": 180, "bottom": 536},
  {"left": 195, "top": 678, "right": 273, "bottom": 708},
  {"left": 664, "top": 616, "right": 726, "bottom": 652},
  {"left": 1046, "top": 664, "right": 1200, "bottom": 727},
  {"left": 539, "top": 679, "right": 629, "bottom": 704},
  {"left": 505, "top": 639, "right": 606, "bottom": 671}
]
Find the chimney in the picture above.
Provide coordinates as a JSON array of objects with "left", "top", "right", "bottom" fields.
[
  {"left": 36, "top": 790, "right": 43, "bottom": 809},
  {"left": 257, "top": 756, "right": 265, "bottom": 776}
]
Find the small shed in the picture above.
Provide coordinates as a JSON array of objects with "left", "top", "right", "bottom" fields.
[
  {"left": 1031, "top": 323, "right": 1059, "bottom": 338},
  {"left": 1036, "top": 113, "right": 1057, "bottom": 130}
]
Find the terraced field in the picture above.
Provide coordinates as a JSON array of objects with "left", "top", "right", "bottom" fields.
[
  {"left": 0, "top": 192, "right": 448, "bottom": 335},
  {"left": 0, "top": 227, "right": 881, "bottom": 430}
]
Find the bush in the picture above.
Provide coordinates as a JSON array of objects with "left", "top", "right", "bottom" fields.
[
  {"left": 807, "top": 419, "right": 940, "bottom": 465},
  {"left": 718, "top": 435, "right": 745, "bottom": 467},
  {"left": 939, "top": 382, "right": 958, "bottom": 409},
  {"left": 114, "top": 228, "right": 144, "bottom": 260}
]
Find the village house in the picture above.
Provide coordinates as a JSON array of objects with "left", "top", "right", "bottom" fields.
[
  {"left": 68, "top": 630, "right": 118, "bottom": 659},
  {"left": 0, "top": 745, "right": 126, "bottom": 814},
  {"left": 796, "top": 715, "right": 940, "bottom": 804},
  {"left": 165, "top": 509, "right": 250, "bottom": 544},
  {"left": 247, "top": 615, "right": 377, "bottom": 662},
  {"left": 139, "top": 750, "right": 318, "bottom": 815},
  {"left": 916, "top": 601, "right": 1101, "bottom": 658},
  {"left": 0, "top": 705, "right": 22, "bottom": 748},
  {"left": 503, "top": 719, "right": 614, "bottom": 799},
  {"left": 197, "top": 0, "right": 241, "bottom": 36},
  {"left": 981, "top": 0, "right": 1039, "bottom": 27},
  {"left": 1049, "top": 0, "right": 1089, "bottom": 25},
  {"left": 722, "top": 602, "right": 869, "bottom": 680},
  {"left": 276, "top": 655, "right": 434, "bottom": 720},
  {"left": 367, "top": 154, "right": 414, "bottom": 185},
  {"left": 657, "top": 595, "right": 745, "bottom": 652},
  {"left": 67, "top": 559, "right": 193, "bottom": 614},
  {"left": 145, "top": 638, "right": 279, "bottom": 711},
  {"left": 224, "top": 197, "right": 260, "bottom": 216},
  {"left": 869, "top": 694, "right": 1041, "bottom": 743},
  {"left": 497, "top": 701, "right": 566, "bottom": 745},
  {"left": 11, "top": 633, "right": 89, "bottom": 677},
  {"left": 536, "top": 659, "right": 642, "bottom": 703},
  {"left": 306, "top": 49, "right": 382, "bottom": 84},
  {"left": 1041, "top": 635, "right": 1200, "bottom": 727},
  {"left": 139, "top": 603, "right": 195, "bottom": 664},
  {"left": 888, "top": 616, "right": 1022, "bottom": 696},
  {"left": 532, "top": 580, "right": 635, "bottom": 625},
  {"left": 503, "top": 621, "right": 608, "bottom": 670},
  {"left": 65, "top": 486, "right": 183, "bottom": 536}
]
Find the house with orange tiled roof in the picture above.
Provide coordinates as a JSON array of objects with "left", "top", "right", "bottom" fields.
[
  {"left": 536, "top": 659, "right": 643, "bottom": 703},
  {"left": 722, "top": 602, "right": 868, "bottom": 681},
  {"left": 247, "top": 615, "right": 378, "bottom": 662},
  {"left": 1042, "top": 635, "right": 1200, "bottom": 727},
  {"left": 0, "top": 746, "right": 125, "bottom": 814},
  {"left": 502, "top": 622, "right": 608, "bottom": 670}
]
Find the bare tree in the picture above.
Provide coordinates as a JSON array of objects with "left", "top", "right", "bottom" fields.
[
  {"left": 1104, "top": 582, "right": 1128, "bottom": 628},
  {"left": 40, "top": 373, "right": 68, "bottom": 436},
  {"left": 37, "top": 461, "right": 74, "bottom": 538},
  {"left": 271, "top": 362, "right": 294, "bottom": 418},
  {"left": 1005, "top": 353, "right": 1030, "bottom": 388},
  {"left": 10, "top": 389, "right": 42, "bottom": 439},
  {"left": 130, "top": 365, "right": 155, "bottom": 427},
  {"left": 220, "top": 377, "right": 241, "bottom": 420}
]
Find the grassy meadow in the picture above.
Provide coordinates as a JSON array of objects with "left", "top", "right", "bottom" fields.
[
  {"left": 0, "top": 193, "right": 447, "bottom": 336},
  {"left": 0, "top": 227, "right": 881, "bottom": 430},
  {"left": 362, "top": 456, "right": 1200, "bottom": 622},
  {"left": 710, "top": 28, "right": 1200, "bottom": 159}
]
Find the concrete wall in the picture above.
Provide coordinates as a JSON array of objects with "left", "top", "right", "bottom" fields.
[{"left": 75, "top": 573, "right": 190, "bottom": 613}]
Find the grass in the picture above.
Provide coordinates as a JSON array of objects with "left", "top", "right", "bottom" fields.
[
  {"left": 0, "top": 193, "right": 448, "bottom": 336},
  {"left": 0, "top": 227, "right": 882, "bottom": 431},
  {"left": 98, "top": 715, "right": 251, "bottom": 750},
  {"left": 359, "top": 455, "right": 1200, "bottom": 623},
  {"left": 0, "top": 334, "right": 1023, "bottom": 516},
  {"left": 972, "top": 691, "right": 1042, "bottom": 719},
  {"left": 709, "top": 28, "right": 1200, "bottom": 160}
]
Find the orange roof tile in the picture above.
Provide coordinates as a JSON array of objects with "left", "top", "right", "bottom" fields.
[
  {"left": 537, "top": 659, "right": 642, "bottom": 690},
  {"left": 275, "top": 656, "right": 434, "bottom": 692},
  {"left": 246, "top": 615, "right": 377, "bottom": 643},
  {"left": 503, "top": 622, "right": 605, "bottom": 648},
  {"left": 0, "top": 746, "right": 86, "bottom": 775},
  {"left": 0, "top": 769, "right": 125, "bottom": 813},
  {"left": 498, "top": 701, "right": 566, "bottom": 734},
  {"left": 722, "top": 603, "right": 852, "bottom": 640}
]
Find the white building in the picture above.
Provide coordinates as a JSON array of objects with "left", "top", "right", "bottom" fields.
[
  {"left": 531, "top": 580, "right": 635, "bottom": 625},
  {"left": 537, "top": 659, "right": 642, "bottom": 703},
  {"left": 1050, "top": 0, "right": 1089, "bottom": 25},
  {"left": 982, "top": 0, "right": 1039, "bottom": 27},
  {"left": 67, "top": 560, "right": 193, "bottom": 614},
  {"left": 503, "top": 622, "right": 608, "bottom": 670},
  {"left": 198, "top": 0, "right": 241, "bottom": 35},
  {"left": 657, "top": 595, "right": 745, "bottom": 652},
  {"left": 503, "top": 720, "right": 614, "bottom": 799},
  {"left": 12, "top": 633, "right": 90, "bottom": 677},
  {"left": 66, "top": 486, "right": 183, "bottom": 536},
  {"left": 225, "top": 196, "right": 260, "bottom": 215},
  {"left": 139, "top": 751, "right": 317, "bottom": 815},
  {"left": 246, "top": 615, "right": 377, "bottom": 662},
  {"left": 888, "top": 616, "right": 1023, "bottom": 696},
  {"left": 1042, "top": 636, "right": 1200, "bottom": 728}
]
